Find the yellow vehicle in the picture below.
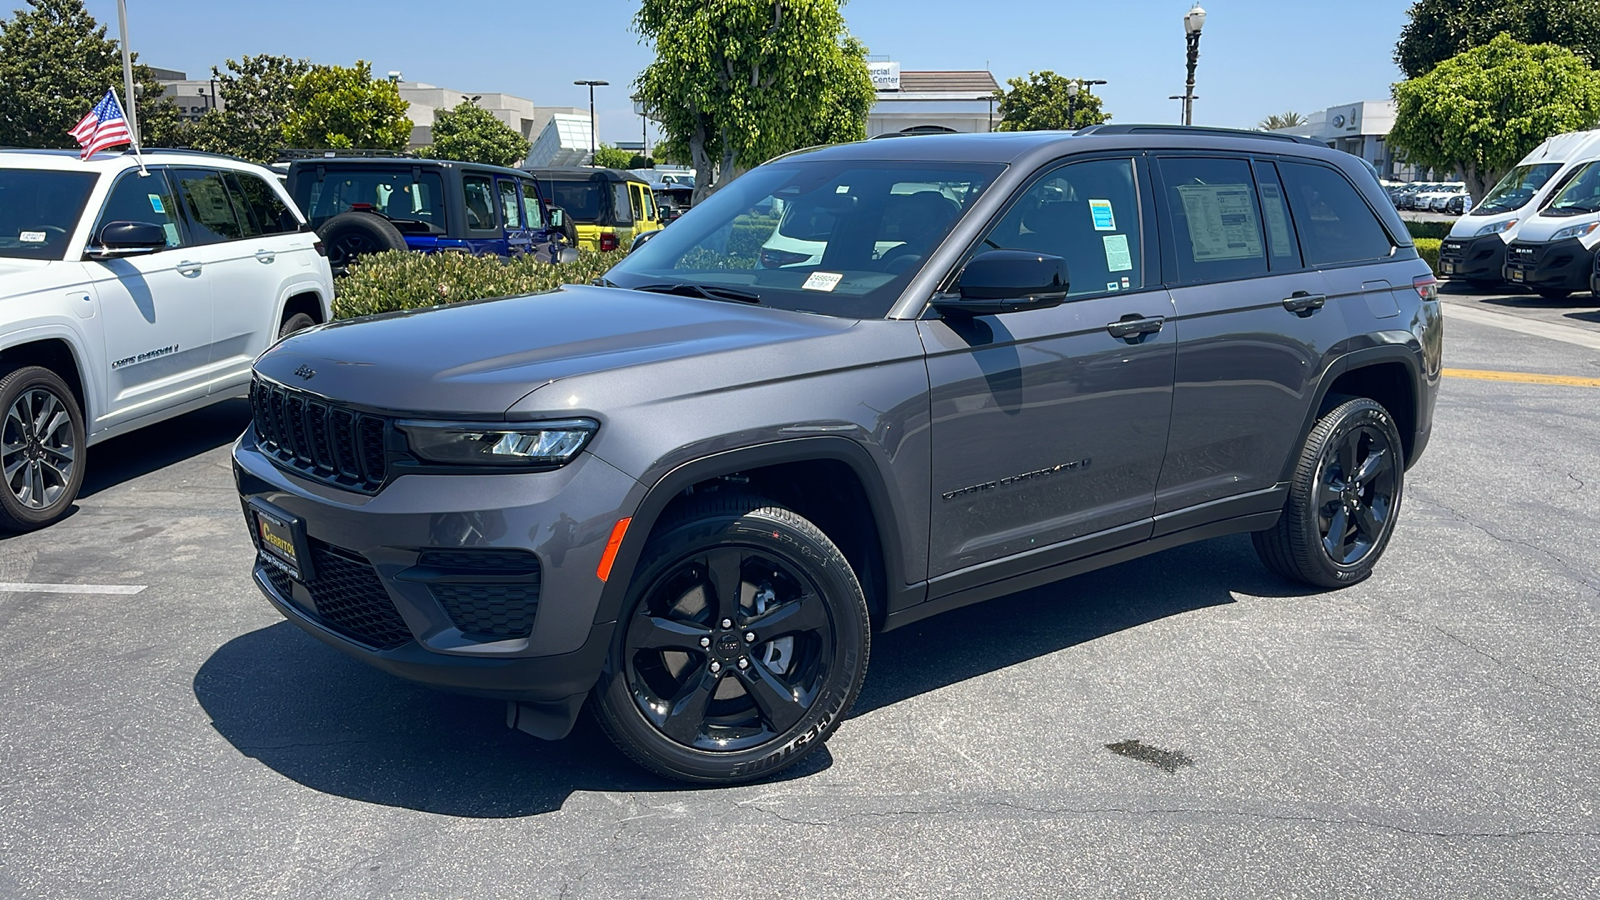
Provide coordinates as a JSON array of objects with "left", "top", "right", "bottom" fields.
[{"left": 524, "top": 167, "right": 662, "bottom": 252}]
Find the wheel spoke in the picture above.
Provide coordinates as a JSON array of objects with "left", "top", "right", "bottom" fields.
[
  {"left": 31, "top": 393, "right": 59, "bottom": 436},
  {"left": 6, "top": 404, "right": 26, "bottom": 439},
  {"left": 1323, "top": 505, "right": 1349, "bottom": 559},
  {"left": 1336, "top": 435, "right": 1358, "bottom": 482},
  {"left": 41, "top": 444, "right": 73, "bottom": 466},
  {"left": 39, "top": 409, "right": 70, "bottom": 446},
  {"left": 27, "top": 460, "right": 45, "bottom": 507},
  {"left": 1317, "top": 480, "right": 1343, "bottom": 508},
  {"left": 2, "top": 456, "right": 24, "bottom": 483},
  {"left": 744, "top": 592, "right": 828, "bottom": 640},
  {"left": 1353, "top": 447, "right": 1390, "bottom": 485},
  {"left": 735, "top": 662, "right": 806, "bottom": 733},
  {"left": 704, "top": 548, "right": 745, "bottom": 624},
  {"left": 1355, "top": 505, "right": 1383, "bottom": 542},
  {"left": 627, "top": 613, "right": 711, "bottom": 652},
  {"left": 659, "top": 666, "right": 721, "bottom": 744}
]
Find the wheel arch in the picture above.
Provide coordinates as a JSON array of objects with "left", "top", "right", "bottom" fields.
[
  {"left": 595, "top": 437, "right": 912, "bottom": 631},
  {"left": 0, "top": 336, "right": 91, "bottom": 425},
  {"left": 277, "top": 288, "right": 327, "bottom": 328},
  {"left": 1286, "top": 346, "right": 1421, "bottom": 483}
]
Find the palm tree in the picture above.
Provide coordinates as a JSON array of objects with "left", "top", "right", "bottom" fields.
[{"left": 1258, "top": 111, "right": 1308, "bottom": 131}]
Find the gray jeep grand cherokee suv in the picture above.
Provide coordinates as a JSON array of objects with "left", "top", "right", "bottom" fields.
[{"left": 234, "top": 126, "right": 1441, "bottom": 784}]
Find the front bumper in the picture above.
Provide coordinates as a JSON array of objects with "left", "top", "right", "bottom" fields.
[
  {"left": 1437, "top": 234, "right": 1507, "bottom": 282},
  {"left": 233, "top": 428, "right": 643, "bottom": 708},
  {"left": 1503, "top": 238, "right": 1595, "bottom": 291}
]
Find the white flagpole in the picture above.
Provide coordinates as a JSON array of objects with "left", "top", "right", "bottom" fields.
[{"left": 115, "top": 0, "right": 147, "bottom": 176}]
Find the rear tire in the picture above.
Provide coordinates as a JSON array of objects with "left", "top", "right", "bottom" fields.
[
  {"left": 592, "top": 494, "right": 870, "bottom": 784},
  {"left": 317, "top": 212, "right": 408, "bottom": 274},
  {"left": 1253, "top": 398, "right": 1405, "bottom": 589},
  {"left": 1536, "top": 288, "right": 1572, "bottom": 300},
  {"left": 278, "top": 312, "right": 316, "bottom": 339},
  {"left": 0, "top": 366, "right": 86, "bottom": 532}
]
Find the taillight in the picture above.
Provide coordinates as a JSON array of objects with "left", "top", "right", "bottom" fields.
[
  {"left": 313, "top": 239, "right": 327, "bottom": 257},
  {"left": 1413, "top": 274, "right": 1438, "bottom": 301},
  {"left": 759, "top": 247, "right": 810, "bottom": 268},
  {"left": 600, "top": 232, "right": 619, "bottom": 252}
]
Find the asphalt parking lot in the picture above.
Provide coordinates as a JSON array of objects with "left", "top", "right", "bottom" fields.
[{"left": 2, "top": 289, "right": 1598, "bottom": 898}]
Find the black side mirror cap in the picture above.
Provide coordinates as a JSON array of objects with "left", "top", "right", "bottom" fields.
[
  {"left": 630, "top": 229, "right": 660, "bottom": 252},
  {"left": 934, "top": 249, "right": 1070, "bottom": 317},
  {"left": 90, "top": 221, "right": 168, "bottom": 257}
]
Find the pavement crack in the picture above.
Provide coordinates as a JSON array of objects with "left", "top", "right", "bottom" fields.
[
  {"left": 743, "top": 801, "right": 831, "bottom": 827},
  {"left": 1409, "top": 491, "right": 1600, "bottom": 598}
]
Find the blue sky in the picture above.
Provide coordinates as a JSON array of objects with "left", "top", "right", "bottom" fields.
[{"left": 79, "top": 0, "right": 1412, "bottom": 142}]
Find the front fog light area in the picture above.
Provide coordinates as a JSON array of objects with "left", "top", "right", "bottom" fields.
[{"left": 397, "top": 419, "right": 598, "bottom": 466}]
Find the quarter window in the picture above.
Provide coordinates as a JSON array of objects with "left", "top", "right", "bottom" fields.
[
  {"left": 234, "top": 173, "right": 297, "bottom": 235},
  {"left": 1277, "top": 161, "right": 1393, "bottom": 266},
  {"left": 979, "top": 157, "right": 1143, "bottom": 298},
  {"left": 463, "top": 175, "right": 498, "bottom": 231},
  {"left": 1253, "top": 160, "right": 1302, "bottom": 270},
  {"left": 498, "top": 179, "right": 523, "bottom": 229},
  {"left": 93, "top": 169, "right": 182, "bottom": 249},
  {"left": 613, "top": 182, "right": 635, "bottom": 226},
  {"left": 173, "top": 169, "right": 246, "bottom": 244},
  {"left": 1158, "top": 157, "right": 1268, "bottom": 284}
]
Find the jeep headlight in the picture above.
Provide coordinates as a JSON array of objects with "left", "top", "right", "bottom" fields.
[
  {"left": 1473, "top": 219, "right": 1517, "bottom": 237},
  {"left": 1550, "top": 221, "right": 1600, "bottom": 242},
  {"left": 397, "top": 418, "right": 598, "bottom": 466}
]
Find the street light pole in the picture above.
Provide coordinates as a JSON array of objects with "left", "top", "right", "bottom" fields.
[
  {"left": 573, "top": 79, "right": 608, "bottom": 163},
  {"left": 1065, "top": 78, "right": 1107, "bottom": 129},
  {"left": 1180, "top": 4, "right": 1207, "bottom": 126}
]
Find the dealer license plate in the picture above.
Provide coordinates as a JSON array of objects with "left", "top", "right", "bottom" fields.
[
  {"left": 1510, "top": 269, "right": 1524, "bottom": 282},
  {"left": 1440, "top": 262, "right": 1455, "bottom": 275},
  {"left": 254, "top": 506, "right": 303, "bottom": 578}
]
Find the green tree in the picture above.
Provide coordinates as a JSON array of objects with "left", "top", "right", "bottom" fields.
[
  {"left": 0, "top": 0, "right": 181, "bottom": 149},
  {"left": 1257, "top": 111, "right": 1308, "bottom": 131},
  {"left": 1390, "top": 35, "right": 1600, "bottom": 201},
  {"left": 187, "top": 55, "right": 314, "bottom": 163},
  {"left": 419, "top": 100, "right": 528, "bottom": 167},
  {"left": 635, "top": 0, "right": 875, "bottom": 202},
  {"left": 281, "top": 61, "right": 410, "bottom": 151},
  {"left": 628, "top": 154, "right": 655, "bottom": 169},
  {"left": 1395, "top": 0, "right": 1600, "bottom": 78},
  {"left": 993, "top": 72, "right": 1111, "bottom": 132},
  {"left": 591, "top": 144, "right": 634, "bottom": 169}
]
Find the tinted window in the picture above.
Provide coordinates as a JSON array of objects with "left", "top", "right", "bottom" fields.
[
  {"left": 545, "top": 180, "right": 604, "bottom": 221},
  {"left": 1278, "top": 161, "right": 1393, "bottom": 265},
  {"left": 498, "top": 179, "right": 522, "bottom": 229},
  {"left": 519, "top": 180, "right": 544, "bottom": 228},
  {"left": 0, "top": 169, "right": 96, "bottom": 260},
  {"left": 1543, "top": 160, "right": 1600, "bottom": 216},
  {"left": 1158, "top": 157, "right": 1268, "bottom": 284},
  {"left": 93, "top": 169, "right": 183, "bottom": 250},
  {"left": 294, "top": 168, "right": 445, "bottom": 230},
  {"left": 235, "top": 172, "right": 297, "bottom": 234},
  {"left": 980, "top": 158, "right": 1143, "bottom": 298},
  {"left": 612, "top": 182, "right": 634, "bottom": 225},
  {"left": 173, "top": 169, "right": 245, "bottom": 244},
  {"left": 463, "top": 175, "right": 497, "bottom": 231},
  {"left": 1253, "top": 160, "right": 1302, "bottom": 270}
]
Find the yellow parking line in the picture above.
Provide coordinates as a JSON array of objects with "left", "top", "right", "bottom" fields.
[{"left": 1443, "top": 368, "right": 1600, "bottom": 388}]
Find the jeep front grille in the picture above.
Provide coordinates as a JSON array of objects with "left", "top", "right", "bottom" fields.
[{"left": 250, "top": 377, "right": 389, "bottom": 493}]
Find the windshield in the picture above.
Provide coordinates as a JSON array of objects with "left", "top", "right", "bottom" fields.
[
  {"left": 1544, "top": 161, "right": 1600, "bottom": 216},
  {"left": 1473, "top": 164, "right": 1560, "bottom": 215},
  {"left": 544, "top": 179, "right": 607, "bottom": 222},
  {"left": 0, "top": 169, "right": 96, "bottom": 260},
  {"left": 294, "top": 168, "right": 446, "bottom": 233},
  {"left": 604, "top": 159, "right": 1004, "bottom": 319}
]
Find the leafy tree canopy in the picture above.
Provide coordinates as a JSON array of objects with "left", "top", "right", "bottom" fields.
[
  {"left": 993, "top": 72, "right": 1111, "bottom": 132},
  {"left": 1258, "top": 111, "right": 1307, "bottom": 131},
  {"left": 282, "top": 61, "right": 410, "bottom": 152},
  {"left": 0, "top": 0, "right": 180, "bottom": 150},
  {"left": 420, "top": 100, "right": 528, "bottom": 167},
  {"left": 635, "top": 0, "right": 875, "bottom": 201},
  {"left": 591, "top": 143, "right": 635, "bottom": 169},
  {"left": 1395, "top": 0, "right": 1600, "bottom": 78},
  {"left": 1389, "top": 35, "right": 1600, "bottom": 200},
  {"left": 188, "top": 55, "right": 314, "bottom": 163}
]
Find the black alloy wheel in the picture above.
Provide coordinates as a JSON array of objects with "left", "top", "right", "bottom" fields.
[
  {"left": 0, "top": 366, "right": 86, "bottom": 532},
  {"left": 594, "top": 495, "right": 869, "bottom": 784},
  {"left": 1253, "top": 398, "right": 1405, "bottom": 588},
  {"left": 316, "top": 212, "right": 408, "bottom": 275}
]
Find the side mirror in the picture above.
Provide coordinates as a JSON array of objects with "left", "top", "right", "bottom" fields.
[
  {"left": 630, "top": 229, "right": 660, "bottom": 252},
  {"left": 933, "top": 250, "right": 1070, "bottom": 317},
  {"left": 88, "top": 221, "right": 167, "bottom": 258},
  {"left": 555, "top": 247, "right": 580, "bottom": 265},
  {"left": 548, "top": 208, "right": 565, "bottom": 228}
]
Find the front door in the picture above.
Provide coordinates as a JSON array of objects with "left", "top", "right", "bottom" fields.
[
  {"left": 921, "top": 156, "right": 1176, "bottom": 578},
  {"left": 87, "top": 168, "right": 215, "bottom": 426}
]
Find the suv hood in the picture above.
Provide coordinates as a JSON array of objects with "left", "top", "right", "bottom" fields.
[
  {"left": 1516, "top": 211, "right": 1600, "bottom": 242},
  {"left": 254, "top": 283, "right": 859, "bottom": 417},
  {"left": 0, "top": 258, "right": 71, "bottom": 300}
]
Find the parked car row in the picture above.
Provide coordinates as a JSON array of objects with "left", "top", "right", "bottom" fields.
[
  {"left": 1437, "top": 128, "right": 1600, "bottom": 299},
  {"left": 1389, "top": 180, "right": 1472, "bottom": 213}
]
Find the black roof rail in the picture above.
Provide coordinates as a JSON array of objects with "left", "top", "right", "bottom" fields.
[
  {"left": 1074, "top": 124, "right": 1325, "bottom": 147},
  {"left": 275, "top": 148, "right": 420, "bottom": 161}
]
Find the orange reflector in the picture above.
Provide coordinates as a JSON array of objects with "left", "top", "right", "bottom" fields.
[{"left": 596, "top": 517, "right": 631, "bottom": 582}]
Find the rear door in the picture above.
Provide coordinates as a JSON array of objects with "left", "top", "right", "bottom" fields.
[
  {"left": 496, "top": 175, "right": 531, "bottom": 257},
  {"left": 461, "top": 173, "right": 502, "bottom": 255},
  {"left": 208, "top": 169, "right": 311, "bottom": 380}
]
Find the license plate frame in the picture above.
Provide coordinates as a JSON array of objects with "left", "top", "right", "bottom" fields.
[
  {"left": 249, "top": 499, "right": 312, "bottom": 582},
  {"left": 1510, "top": 269, "right": 1525, "bottom": 282},
  {"left": 1440, "top": 262, "right": 1455, "bottom": 275}
]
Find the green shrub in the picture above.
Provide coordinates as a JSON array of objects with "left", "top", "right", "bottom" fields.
[
  {"left": 1414, "top": 237, "right": 1441, "bottom": 273},
  {"left": 1405, "top": 220, "right": 1454, "bottom": 240},
  {"left": 334, "top": 250, "right": 629, "bottom": 319}
]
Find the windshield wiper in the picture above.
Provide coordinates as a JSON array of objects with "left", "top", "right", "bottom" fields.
[{"left": 631, "top": 282, "right": 763, "bottom": 304}]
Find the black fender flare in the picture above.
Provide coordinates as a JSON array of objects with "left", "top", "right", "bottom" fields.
[
  {"left": 592, "top": 436, "right": 917, "bottom": 629},
  {"left": 1281, "top": 342, "right": 1425, "bottom": 484}
]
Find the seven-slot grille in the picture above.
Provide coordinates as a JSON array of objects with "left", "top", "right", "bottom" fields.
[{"left": 250, "top": 377, "right": 389, "bottom": 493}]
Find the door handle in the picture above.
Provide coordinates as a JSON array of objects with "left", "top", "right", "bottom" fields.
[
  {"left": 254, "top": 250, "right": 277, "bottom": 264},
  {"left": 1283, "top": 291, "right": 1326, "bottom": 316},
  {"left": 176, "top": 260, "right": 202, "bottom": 276},
  {"left": 1106, "top": 315, "right": 1165, "bottom": 341}
]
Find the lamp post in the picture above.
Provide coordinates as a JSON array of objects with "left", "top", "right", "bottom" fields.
[
  {"left": 1179, "top": 4, "right": 1206, "bottom": 126},
  {"left": 1065, "top": 78, "right": 1107, "bottom": 129},
  {"left": 573, "top": 79, "right": 608, "bottom": 162}
]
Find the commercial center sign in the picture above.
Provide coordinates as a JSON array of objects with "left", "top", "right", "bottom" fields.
[{"left": 869, "top": 62, "right": 901, "bottom": 92}]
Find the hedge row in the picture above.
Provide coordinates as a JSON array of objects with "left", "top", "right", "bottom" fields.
[
  {"left": 1414, "top": 238, "right": 1441, "bottom": 273},
  {"left": 1404, "top": 220, "right": 1454, "bottom": 240},
  {"left": 334, "top": 250, "right": 629, "bottom": 319}
]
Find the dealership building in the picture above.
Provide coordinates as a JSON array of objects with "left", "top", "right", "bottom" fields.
[{"left": 865, "top": 64, "right": 1001, "bottom": 137}]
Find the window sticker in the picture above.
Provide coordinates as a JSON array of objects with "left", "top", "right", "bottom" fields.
[
  {"left": 1176, "top": 184, "right": 1263, "bottom": 261},
  {"left": 1121, "top": 276, "right": 1131, "bottom": 289},
  {"left": 148, "top": 194, "right": 166, "bottom": 214},
  {"left": 1106, "top": 281, "right": 1120, "bottom": 292},
  {"left": 19, "top": 231, "right": 46, "bottom": 243},
  {"left": 802, "top": 271, "right": 844, "bottom": 292},
  {"left": 1259, "top": 183, "right": 1294, "bottom": 257},
  {"left": 1103, "top": 233, "right": 1134, "bottom": 272},
  {"left": 1089, "top": 199, "right": 1116, "bottom": 231}
]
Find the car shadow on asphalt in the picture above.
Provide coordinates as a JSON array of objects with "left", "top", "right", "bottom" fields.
[
  {"left": 80, "top": 398, "right": 251, "bottom": 498},
  {"left": 193, "top": 534, "right": 1317, "bottom": 818}
]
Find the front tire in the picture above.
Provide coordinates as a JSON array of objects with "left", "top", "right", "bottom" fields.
[
  {"left": 1536, "top": 288, "right": 1572, "bottom": 300},
  {"left": 0, "top": 366, "right": 86, "bottom": 532},
  {"left": 1253, "top": 398, "right": 1405, "bottom": 588},
  {"left": 593, "top": 495, "right": 870, "bottom": 784}
]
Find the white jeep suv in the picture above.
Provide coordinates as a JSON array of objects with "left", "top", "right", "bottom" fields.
[{"left": 0, "top": 149, "right": 334, "bottom": 530}]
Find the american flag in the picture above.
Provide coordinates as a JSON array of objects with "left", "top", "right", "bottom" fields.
[{"left": 69, "top": 91, "right": 133, "bottom": 160}]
